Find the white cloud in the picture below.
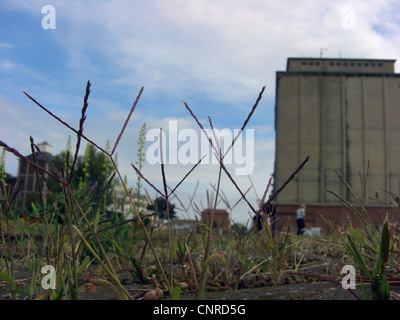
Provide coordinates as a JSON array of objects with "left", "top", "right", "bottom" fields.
[
  {"left": 74, "top": 1, "right": 400, "bottom": 99},
  {"left": 0, "top": 41, "right": 13, "bottom": 49},
  {"left": 0, "top": 60, "right": 14, "bottom": 70},
  {"left": 4, "top": 0, "right": 399, "bottom": 98},
  {"left": 0, "top": 93, "right": 74, "bottom": 175}
]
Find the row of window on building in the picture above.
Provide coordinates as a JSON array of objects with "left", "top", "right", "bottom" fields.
[{"left": 301, "top": 61, "right": 384, "bottom": 67}]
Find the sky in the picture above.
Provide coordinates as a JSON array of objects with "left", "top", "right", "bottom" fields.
[{"left": 0, "top": 0, "right": 399, "bottom": 226}]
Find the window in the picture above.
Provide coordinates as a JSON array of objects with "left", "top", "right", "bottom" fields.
[
  {"left": 364, "top": 63, "right": 369, "bottom": 67},
  {"left": 20, "top": 161, "right": 27, "bottom": 175},
  {"left": 371, "top": 63, "right": 376, "bottom": 67},
  {"left": 308, "top": 62, "right": 314, "bottom": 66},
  {"left": 378, "top": 63, "right": 383, "bottom": 67},
  {"left": 316, "top": 62, "right": 320, "bottom": 66},
  {"left": 336, "top": 62, "right": 341, "bottom": 66},
  {"left": 329, "top": 62, "right": 334, "bottom": 66},
  {"left": 350, "top": 62, "right": 355, "bottom": 66},
  {"left": 344, "top": 62, "right": 348, "bottom": 66},
  {"left": 27, "top": 176, "right": 34, "bottom": 191},
  {"left": 357, "top": 63, "right": 362, "bottom": 66},
  {"left": 301, "top": 61, "right": 306, "bottom": 65}
]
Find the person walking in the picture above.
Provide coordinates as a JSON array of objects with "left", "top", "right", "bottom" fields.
[
  {"left": 253, "top": 203, "right": 277, "bottom": 233},
  {"left": 253, "top": 212, "right": 264, "bottom": 232},
  {"left": 296, "top": 204, "right": 306, "bottom": 235}
]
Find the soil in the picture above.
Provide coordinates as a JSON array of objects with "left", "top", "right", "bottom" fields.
[
  {"left": 3, "top": 266, "right": 400, "bottom": 300},
  {"left": 0, "top": 270, "right": 355, "bottom": 300},
  {"left": 179, "top": 282, "right": 363, "bottom": 300},
  {"left": 72, "top": 280, "right": 386, "bottom": 300}
]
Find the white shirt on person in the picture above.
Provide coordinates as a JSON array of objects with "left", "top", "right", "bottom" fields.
[{"left": 296, "top": 208, "right": 305, "bottom": 220}]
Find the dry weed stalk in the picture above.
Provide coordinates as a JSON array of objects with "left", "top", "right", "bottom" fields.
[{"left": 1, "top": 81, "right": 313, "bottom": 300}]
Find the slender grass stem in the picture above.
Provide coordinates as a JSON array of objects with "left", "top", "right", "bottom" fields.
[{"left": 197, "top": 163, "right": 223, "bottom": 300}]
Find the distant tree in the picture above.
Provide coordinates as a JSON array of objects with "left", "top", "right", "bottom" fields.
[
  {"left": 4, "top": 172, "right": 17, "bottom": 188},
  {"left": 146, "top": 196, "right": 177, "bottom": 220},
  {"left": 47, "top": 142, "right": 115, "bottom": 208},
  {"left": 231, "top": 222, "right": 247, "bottom": 235}
]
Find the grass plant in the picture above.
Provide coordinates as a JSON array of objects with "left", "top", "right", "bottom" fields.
[{"left": 0, "top": 82, "right": 398, "bottom": 300}]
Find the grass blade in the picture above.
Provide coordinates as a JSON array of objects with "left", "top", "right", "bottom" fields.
[{"left": 347, "top": 234, "right": 371, "bottom": 280}]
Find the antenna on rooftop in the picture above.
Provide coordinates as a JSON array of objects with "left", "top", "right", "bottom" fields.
[{"left": 320, "top": 48, "right": 328, "bottom": 58}]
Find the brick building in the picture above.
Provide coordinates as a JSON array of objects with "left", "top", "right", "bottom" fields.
[
  {"left": 201, "top": 209, "right": 230, "bottom": 230},
  {"left": 17, "top": 141, "right": 52, "bottom": 211}
]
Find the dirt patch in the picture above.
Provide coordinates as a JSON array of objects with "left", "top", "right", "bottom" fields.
[
  {"left": 75, "top": 281, "right": 376, "bottom": 300},
  {"left": 179, "top": 282, "right": 362, "bottom": 300},
  {"left": 2, "top": 268, "right": 399, "bottom": 300}
]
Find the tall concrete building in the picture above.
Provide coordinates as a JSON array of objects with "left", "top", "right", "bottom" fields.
[{"left": 274, "top": 57, "right": 400, "bottom": 230}]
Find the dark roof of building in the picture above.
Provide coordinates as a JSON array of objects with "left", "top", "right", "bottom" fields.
[
  {"left": 201, "top": 209, "right": 229, "bottom": 215},
  {"left": 38, "top": 141, "right": 52, "bottom": 146},
  {"left": 22, "top": 151, "right": 53, "bottom": 161},
  {"left": 287, "top": 57, "right": 396, "bottom": 62}
]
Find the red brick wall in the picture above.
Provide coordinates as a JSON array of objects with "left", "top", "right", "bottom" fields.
[
  {"left": 274, "top": 204, "right": 400, "bottom": 233},
  {"left": 201, "top": 210, "right": 230, "bottom": 229}
]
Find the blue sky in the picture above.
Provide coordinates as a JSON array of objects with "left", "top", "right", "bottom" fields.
[{"left": 1, "top": 0, "right": 399, "bottom": 225}]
